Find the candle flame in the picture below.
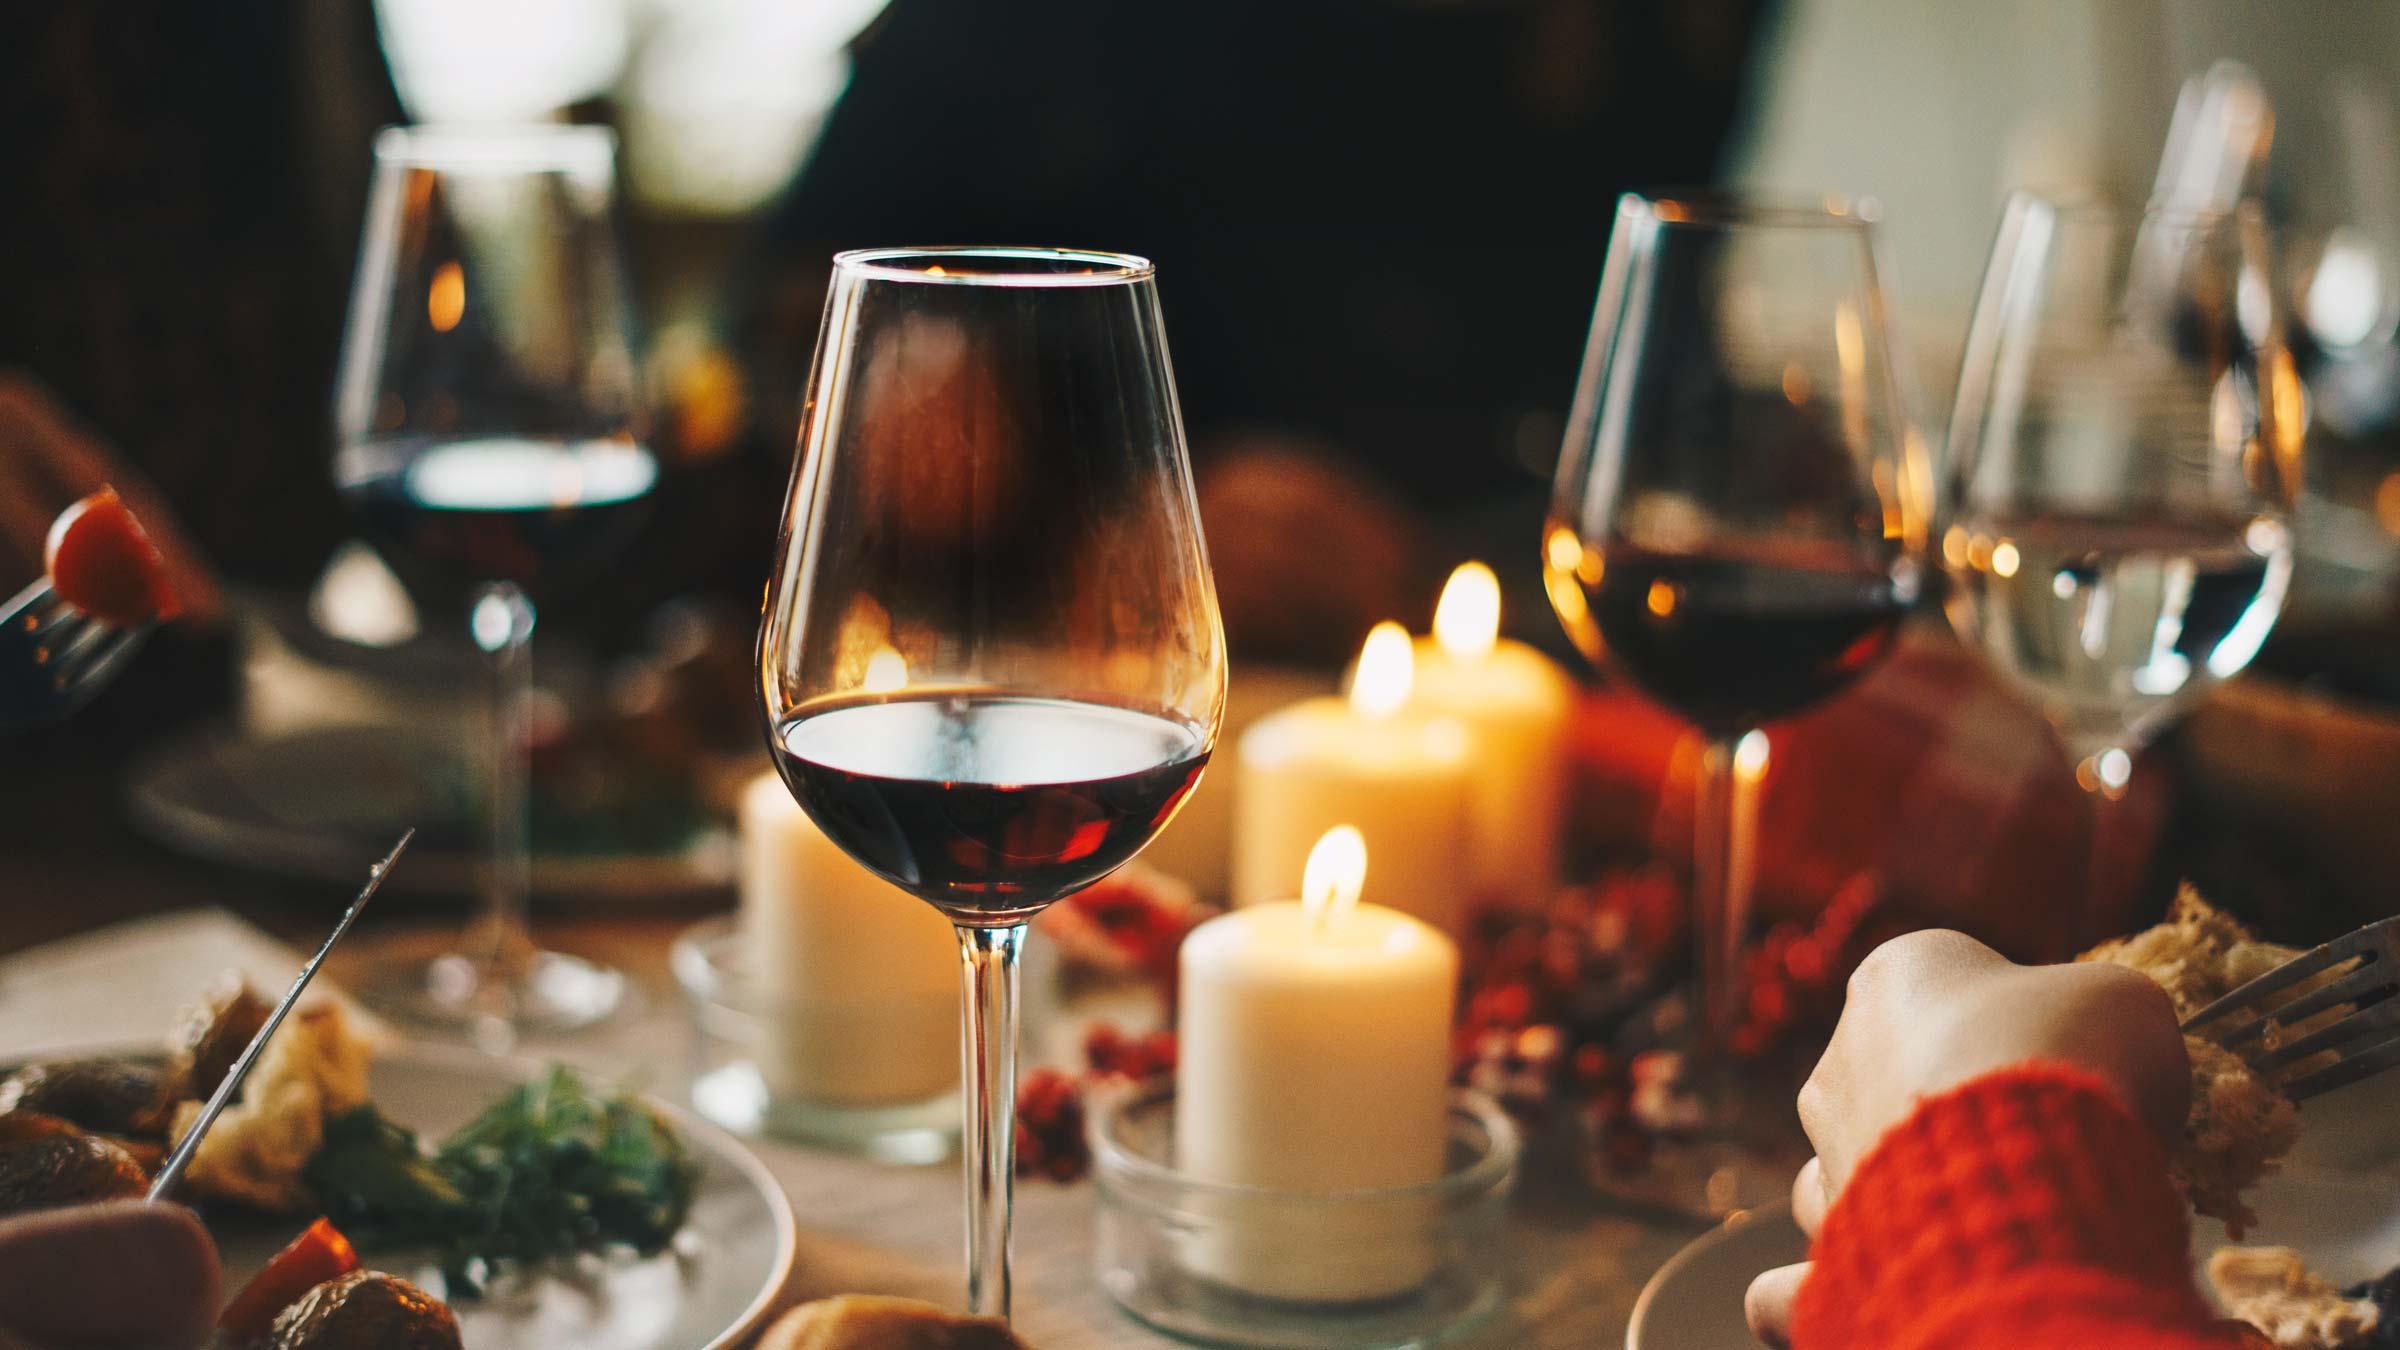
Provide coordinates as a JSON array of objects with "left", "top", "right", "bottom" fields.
[
  {"left": 1301, "top": 825, "right": 1367, "bottom": 936},
  {"left": 1348, "top": 622, "right": 1414, "bottom": 717},
  {"left": 1433, "top": 562, "right": 1501, "bottom": 661},
  {"left": 862, "top": 645, "right": 908, "bottom": 693},
  {"left": 1734, "top": 729, "right": 1770, "bottom": 783}
]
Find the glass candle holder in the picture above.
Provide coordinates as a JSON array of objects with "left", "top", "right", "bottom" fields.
[
  {"left": 1090, "top": 1083, "right": 1518, "bottom": 1349},
  {"left": 672, "top": 917, "right": 957, "bottom": 1163}
]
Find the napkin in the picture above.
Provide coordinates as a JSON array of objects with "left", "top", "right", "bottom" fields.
[{"left": 0, "top": 908, "right": 382, "bottom": 1062}]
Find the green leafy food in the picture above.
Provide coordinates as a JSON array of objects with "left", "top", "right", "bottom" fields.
[{"left": 302, "top": 1067, "right": 699, "bottom": 1296}]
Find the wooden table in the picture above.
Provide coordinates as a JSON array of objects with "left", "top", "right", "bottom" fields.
[{"left": 0, "top": 727, "right": 1709, "bottom": 1349}]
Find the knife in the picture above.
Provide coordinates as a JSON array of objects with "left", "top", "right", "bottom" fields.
[{"left": 148, "top": 828, "right": 414, "bottom": 1203}]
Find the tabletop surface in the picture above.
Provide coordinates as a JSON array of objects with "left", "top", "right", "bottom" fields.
[{"left": 0, "top": 734, "right": 1711, "bottom": 1349}]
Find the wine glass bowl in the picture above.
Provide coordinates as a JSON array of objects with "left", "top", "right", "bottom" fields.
[
  {"left": 1944, "top": 197, "right": 2300, "bottom": 794},
  {"left": 759, "top": 247, "right": 1224, "bottom": 1315}
]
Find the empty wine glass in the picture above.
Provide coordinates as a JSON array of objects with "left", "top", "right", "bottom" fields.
[
  {"left": 1945, "top": 196, "right": 2301, "bottom": 799},
  {"left": 1546, "top": 195, "right": 1925, "bottom": 1212},
  {"left": 759, "top": 248, "right": 1225, "bottom": 1319},
  {"left": 332, "top": 124, "right": 654, "bottom": 1042}
]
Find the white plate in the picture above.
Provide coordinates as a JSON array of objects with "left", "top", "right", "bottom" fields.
[
  {"left": 207, "top": 1045, "right": 795, "bottom": 1350},
  {"left": 125, "top": 724, "right": 736, "bottom": 901},
  {"left": 1628, "top": 1167, "right": 2400, "bottom": 1350}
]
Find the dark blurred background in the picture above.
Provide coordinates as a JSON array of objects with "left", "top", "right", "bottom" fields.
[{"left": 6, "top": 0, "right": 2400, "bottom": 953}]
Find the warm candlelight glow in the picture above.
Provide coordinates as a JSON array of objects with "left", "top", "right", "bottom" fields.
[
  {"left": 1349, "top": 622, "right": 1415, "bottom": 718},
  {"left": 1300, "top": 825, "right": 1368, "bottom": 937},
  {"left": 428, "top": 260, "right": 465, "bottom": 332},
  {"left": 1433, "top": 562, "right": 1502, "bottom": 661},
  {"left": 1734, "top": 729, "right": 1770, "bottom": 783},
  {"left": 862, "top": 644, "right": 908, "bottom": 693},
  {"left": 1990, "top": 540, "right": 2021, "bottom": 578}
]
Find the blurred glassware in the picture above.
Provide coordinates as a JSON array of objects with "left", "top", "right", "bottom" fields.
[
  {"left": 332, "top": 123, "right": 656, "bottom": 1044},
  {"left": 1547, "top": 194, "right": 1925, "bottom": 1213},
  {"left": 1944, "top": 196, "right": 2301, "bottom": 800},
  {"left": 373, "top": 0, "right": 631, "bottom": 124}
]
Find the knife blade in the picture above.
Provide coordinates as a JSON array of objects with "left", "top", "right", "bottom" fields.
[{"left": 148, "top": 828, "right": 414, "bottom": 1203}]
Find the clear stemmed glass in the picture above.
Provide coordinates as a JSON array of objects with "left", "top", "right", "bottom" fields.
[
  {"left": 1545, "top": 195, "right": 1925, "bottom": 1211},
  {"left": 333, "top": 124, "right": 655, "bottom": 1043},
  {"left": 1945, "top": 196, "right": 2300, "bottom": 801},
  {"left": 759, "top": 247, "right": 1225, "bottom": 1319}
]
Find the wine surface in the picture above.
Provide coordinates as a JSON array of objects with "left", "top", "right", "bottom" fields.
[
  {"left": 771, "top": 694, "right": 1209, "bottom": 922},
  {"left": 1950, "top": 512, "right": 2291, "bottom": 755},
  {"left": 337, "top": 435, "right": 658, "bottom": 591},
  {"left": 1557, "top": 545, "right": 1907, "bottom": 733}
]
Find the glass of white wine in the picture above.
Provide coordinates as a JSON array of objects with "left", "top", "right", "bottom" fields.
[{"left": 1945, "top": 195, "right": 2302, "bottom": 798}]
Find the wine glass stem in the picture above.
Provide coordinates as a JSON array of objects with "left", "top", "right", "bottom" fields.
[
  {"left": 956, "top": 921, "right": 1026, "bottom": 1321},
  {"left": 470, "top": 582, "right": 538, "bottom": 1039},
  {"left": 1692, "top": 734, "right": 1751, "bottom": 1048}
]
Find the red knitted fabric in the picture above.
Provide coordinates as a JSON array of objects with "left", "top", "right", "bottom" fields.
[{"left": 1793, "top": 1063, "right": 2252, "bottom": 1349}]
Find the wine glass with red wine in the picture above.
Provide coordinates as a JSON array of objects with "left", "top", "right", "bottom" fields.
[
  {"left": 759, "top": 248, "right": 1225, "bottom": 1320},
  {"left": 1545, "top": 195, "right": 1925, "bottom": 1212},
  {"left": 332, "top": 125, "right": 654, "bottom": 1042}
]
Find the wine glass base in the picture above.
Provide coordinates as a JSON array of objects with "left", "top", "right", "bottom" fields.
[{"left": 363, "top": 949, "right": 630, "bottom": 1043}]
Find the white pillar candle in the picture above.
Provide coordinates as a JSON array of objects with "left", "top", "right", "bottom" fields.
[
  {"left": 739, "top": 772, "right": 958, "bottom": 1107},
  {"left": 1176, "top": 828, "right": 1460, "bottom": 1301},
  {"left": 1232, "top": 624, "right": 1474, "bottom": 934},
  {"left": 1408, "top": 562, "right": 1577, "bottom": 910},
  {"left": 1141, "top": 666, "right": 1335, "bottom": 899}
]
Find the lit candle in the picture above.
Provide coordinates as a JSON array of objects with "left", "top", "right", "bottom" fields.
[
  {"left": 1408, "top": 562, "right": 1577, "bottom": 908},
  {"left": 1176, "top": 827, "right": 1460, "bottom": 1301},
  {"left": 739, "top": 771, "right": 958, "bottom": 1107},
  {"left": 1232, "top": 624, "right": 1473, "bottom": 933}
]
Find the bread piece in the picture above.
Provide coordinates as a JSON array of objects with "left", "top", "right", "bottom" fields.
[
  {"left": 757, "top": 1296, "right": 1034, "bottom": 1350},
  {"left": 2079, "top": 888, "right": 2301, "bottom": 1236},
  {"left": 2206, "top": 1246, "right": 2380, "bottom": 1349}
]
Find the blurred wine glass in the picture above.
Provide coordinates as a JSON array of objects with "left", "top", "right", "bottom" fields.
[
  {"left": 1547, "top": 194, "right": 1924, "bottom": 1212},
  {"left": 1944, "top": 196, "right": 2300, "bottom": 799},
  {"left": 759, "top": 247, "right": 1224, "bottom": 1319},
  {"left": 332, "top": 124, "right": 655, "bottom": 1043}
]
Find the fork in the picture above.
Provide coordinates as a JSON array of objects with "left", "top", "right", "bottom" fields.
[
  {"left": 0, "top": 579, "right": 147, "bottom": 732},
  {"left": 2182, "top": 916, "right": 2400, "bottom": 1102}
]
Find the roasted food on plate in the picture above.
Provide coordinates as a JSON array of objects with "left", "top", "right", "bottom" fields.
[
  {"left": 0, "top": 1056, "right": 183, "bottom": 1136},
  {"left": 2079, "top": 888, "right": 2305, "bottom": 1236},
  {"left": 2206, "top": 1247, "right": 2383, "bottom": 1350},
  {"left": 217, "top": 1217, "right": 461, "bottom": 1350},
  {"left": 168, "top": 1002, "right": 376, "bottom": 1213},
  {"left": 0, "top": 1111, "right": 148, "bottom": 1215}
]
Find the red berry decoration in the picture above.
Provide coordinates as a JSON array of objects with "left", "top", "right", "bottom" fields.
[{"left": 1013, "top": 1068, "right": 1090, "bottom": 1182}]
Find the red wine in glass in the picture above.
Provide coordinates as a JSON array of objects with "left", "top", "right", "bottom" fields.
[
  {"left": 337, "top": 434, "right": 658, "bottom": 597},
  {"left": 1568, "top": 545, "right": 1908, "bottom": 734},
  {"left": 770, "top": 693, "right": 1210, "bottom": 926}
]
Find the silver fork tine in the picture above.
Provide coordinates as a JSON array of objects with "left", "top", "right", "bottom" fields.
[
  {"left": 0, "top": 579, "right": 50, "bottom": 626},
  {"left": 2286, "top": 1031, "right": 2400, "bottom": 1102},
  {"left": 2213, "top": 961, "right": 2396, "bottom": 1049},
  {"left": 2182, "top": 919, "right": 2400, "bottom": 1033},
  {"left": 66, "top": 628, "right": 143, "bottom": 702},
  {"left": 43, "top": 612, "right": 106, "bottom": 674},
  {"left": 2255, "top": 995, "right": 2400, "bottom": 1071}
]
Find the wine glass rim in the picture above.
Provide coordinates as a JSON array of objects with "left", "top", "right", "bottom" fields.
[
  {"left": 373, "top": 122, "right": 616, "bottom": 172},
  {"left": 2009, "top": 191, "right": 2267, "bottom": 227},
  {"left": 832, "top": 246, "right": 1156, "bottom": 287},
  {"left": 1622, "top": 191, "right": 1883, "bottom": 230}
]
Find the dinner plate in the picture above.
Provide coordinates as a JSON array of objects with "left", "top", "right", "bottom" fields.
[
  {"left": 1627, "top": 1167, "right": 2400, "bottom": 1350},
  {"left": 203, "top": 1044, "right": 795, "bottom": 1350},
  {"left": 124, "top": 723, "right": 737, "bottom": 902}
]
